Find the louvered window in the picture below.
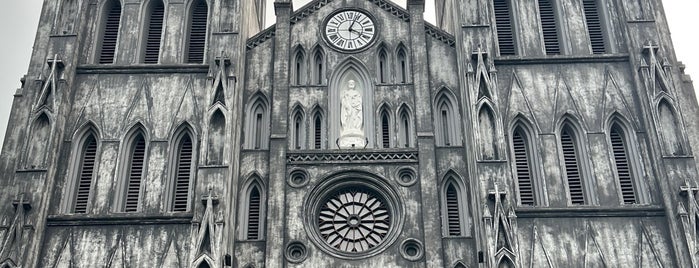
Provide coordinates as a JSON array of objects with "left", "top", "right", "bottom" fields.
[
  {"left": 294, "top": 51, "right": 305, "bottom": 85},
  {"left": 124, "top": 134, "right": 146, "bottom": 212},
  {"left": 441, "top": 109, "right": 450, "bottom": 146},
  {"left": 582, "top": 0, "right": 606, "bottom": 54},
  {"left": 379, "top": 49, "right": 388, "bottom": 83},
  {"left": 73, "top": 134, "right": 98, "bottom": 213},
  {"left": 186, "top": 0, "right": 208, "bottom": 63},
  {"left": 561, "top": 127, "right": 586, "bottom": 205},
  {"left": 493, "top": 0, "right": 515, "bottom": 55},
  {"left": 247, "top": 185, "right": 262, "bottom": 240},
  {"left": 99, "top": 0, "right": 121, "bottom": 64},
  {"left": 513, "top": 128, "right": 536, "bottom": 206},
  {"left": 314, "top": 113, "right": 322, "bottom": 149},
  {"left": 610, "top": 125, "right": 637, "bottom": 204},
  {"left": 381, "top": 110, "right": 390, "bottom": 148},
  {"left": 445, "top": 182, "right": 462, "bottom": 236},
  {"left": 172, "top": 134, "right": 193, "bottom": 212},
  {"left": 143, "top": 1, "right": 164, "bottom": 64},
  {"left": 538, "top": 0, "right": 560, "bottom": 55}
]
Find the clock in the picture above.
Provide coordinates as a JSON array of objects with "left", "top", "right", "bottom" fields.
[{"left": 324, "top": 10, "right": 376, "bottom": 51}]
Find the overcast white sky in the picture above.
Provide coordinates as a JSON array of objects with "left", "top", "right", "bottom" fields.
[{"left": 0, "top": 0, "right": 696, "bottom": 149}]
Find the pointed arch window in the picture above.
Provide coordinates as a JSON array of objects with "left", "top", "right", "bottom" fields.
[
  {"left": 582, "top": 0, "right": 606, "bottom": 54},
  {"left": 493, "top": 0, "right": 516, "bottom": 55},
  {"left": 380, "top": 107, "right": 391, "bottom": 148},
  {"left": 142, "top": 0, "right": 164, "bottom": 64},
  {"left": 123, "top": 131, "right": 147, "bottom": 212},
  {"left": 241, "top": 179, "right": 265, "bottom": 240},
  {"left": 396, "top": 46, "right": 408, "bottom": 83},
  {"left": 98, "top": 0, "right": 122, "bottom": 64},
  {"left": 312, "top": 109, "right": 324, "bottom": 149},
  {"left": 398, "top": 106, "right": 412, "bottom": 148},
  {"left": 609, "top": 122, "right": 639, "bottom": 204},
  {"left": 435, "top": 91, "right": 460, "bottom": 147},
  {"left": 441, "top": 176, "right": 469, "bottom": 237},
  {"left": 246, "top": 96, "right": 269, "bottom": 150},
  {"left": 560, "top": 123, "right": 588, "bottom": 205},
  {"left": 294, "top": 50, "right": 306, "bottom": 85},
  {"left": 312, "top": 48, "right": 325, "bottom": 85},
  {"left": 171, "top": 130, "right": 194, "bottom": 212},
  {"left": 186, "top": 0, "right": 208, "bottom": 63},
  {"left": 511, "top": 123, "right": 542, "bottom": 206},
  {"left": 292, "top": 108, "right": 305, "bottom": 150},
  {"left": 71, "top": 131, "right": 98, "bottom": 213},
  {"left": 378, "top": 48, "right": 389, "bottom": 83},
  {"left": 538, "top": 0, "right": 561, "bottom": 55}
]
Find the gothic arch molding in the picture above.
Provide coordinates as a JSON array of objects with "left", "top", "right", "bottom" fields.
[{"left": 328, "top": 57, "right": 376, "bottom": 148}]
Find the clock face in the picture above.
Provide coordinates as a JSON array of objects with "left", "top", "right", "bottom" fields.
[{"left": 324, "top": 10, "right": 376, "bottom": 51}]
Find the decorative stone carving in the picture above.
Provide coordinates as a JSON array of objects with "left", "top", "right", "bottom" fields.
[{"left": 339, "top": 80, "right": 366, "bottom": 148}]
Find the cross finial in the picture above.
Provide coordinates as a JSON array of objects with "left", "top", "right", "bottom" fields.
[
  {"left": 680, "top": 181, "right": 699, "bottom": 197},
  {"left": 488, "top": 183, "right": 507, "bottom": 201},
  {"left": 201, "top": 187, "right": 219, "bottom": 205}
]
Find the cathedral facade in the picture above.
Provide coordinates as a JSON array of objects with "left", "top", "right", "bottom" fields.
[{"left": 1, "top": 0, "right": 698, "bottom": 267}]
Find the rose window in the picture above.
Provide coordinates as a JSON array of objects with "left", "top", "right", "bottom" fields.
[{"left": 317, "top": 188, "right": 391, "bottom": 253}]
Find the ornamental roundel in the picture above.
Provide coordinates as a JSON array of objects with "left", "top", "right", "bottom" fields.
[
  {"left": 318, "top": 188, "right": 390, "bottom": 253},
  {"left": 304, "top": 172, "right": 403, "bottom": 259}
]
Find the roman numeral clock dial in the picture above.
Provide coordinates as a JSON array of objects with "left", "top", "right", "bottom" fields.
[{"left": 324, "top": 10, "right": 376, "bottom": 52}]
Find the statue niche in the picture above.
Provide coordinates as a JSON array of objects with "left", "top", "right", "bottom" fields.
[{"left": 330, "top": 60, "right": 374, "bottom": 149}]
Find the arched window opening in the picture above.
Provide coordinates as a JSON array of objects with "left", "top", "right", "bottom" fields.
[
  {"left": 124, "top": 132, "right": 146, "bottom": 212},
  {"left": 27, "top": 113, "right": 51, "bottom": 168},
  {"left": 582, "top": 0, "right": 606, "bottom": 54},
  {"left": 186, "top": 0, "right": 208, "bottom": 63},
  {"left": 493, "top": 0, "right": 516, "bottom": 55},
  {"left": 442, "top": 178, "right": 468, "bottom": 237},
  {"left": 610, "top": 123, "right": 638, "bottom": 204},
  {"left": 478, "top": 106, "right": 498, "bottom": 160},
  {"left": 198, "top": 261, "right": 211, "bottom": 268},
  {"left": 378, "top": 48, "right": 388, "bottom": 83},
  {"left": 207, "top": 110, "right": 225, "bottom": 165},
  {"left": 380, "top": 108, "right": 391, "bottom": 148},
  {"left": 561, "top": 124, "right": 586, "bottom": 205},
  {"left": 292, "top": 109, "right": 304, "bottom": 150},
  {"left": 247, "top": 184, "right": 262, "bottom": 239},
  {"left": 142, "top": 0, "right": 164, "bottom": 64},
  {"left": 398, "top": 107, "right": 412, "bottom": 148},
  {"left": 435, "top": 91, "right": 460, "bottom": 147},
  {"left": 538, "top": 0, "right": 561, "bottom": 55},
  {"left": 658, "top": 101, "right": 684, "bottom": 155},
  {"left": 246, "top": 96, "right": 269, "bottom": 150},
  {"left": 313, "top": 111, "right": 323, "bottom": 149},
  {"left": 313, "top": 50, "right": 324, "bottom": 85},
  {"left": 498, "top": 257, "right": 516, "bottom": 268},
  {"left": 73, "top": 133, "right": 98, "bottom": 213},
  {"left": 99, "top": 0, "right": 122, "bottom": 64},
  {"left": 512, "top": 126, "right": 536, "bottom": 206},
  {"left": 294, "top": 50, "right": 305, "bottom": 85},
  {"left": 172, "top": 133, "right": 193, "bottom": 212},
  {"left": 396, "top": 47, "right": 408, "bottom": 83}
]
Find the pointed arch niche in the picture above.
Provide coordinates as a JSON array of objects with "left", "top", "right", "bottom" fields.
[
  {"left": 657, "top": 99, "right": 685, "bottom": 156},
  {"left": 329, "top": 59, "right": 375, "bottom": 148},
  {"left": 26, "top": 112, "right": 52, "bottom": 168},
  {"left": 206, "top": 109, "right": 226, "bottom": 165},
  {"left": 397, "top": 104, "right": 414, "bottom": 148},
  {"left": 477, "top": 103, "right": 499, "bottom": 160}
]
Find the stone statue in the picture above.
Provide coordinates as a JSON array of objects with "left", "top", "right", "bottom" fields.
[{"left": 339, "top": 79, "right": 366, "bottom": 148}]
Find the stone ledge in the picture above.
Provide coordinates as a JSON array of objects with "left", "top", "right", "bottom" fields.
[
  {"left": 46, "top": 213, "right": 193, "bottom": 226},
  {"left": 495, "top": 54, "right": 630, "bottom": 65},
  {"left": 515, "top": 206, "right": 665, "bottom": 218},
  {"left": 76, "top": 64, "right": 209, "bottom": 74}
]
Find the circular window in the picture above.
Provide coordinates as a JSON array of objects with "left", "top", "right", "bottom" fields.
[
  {"left": 285, "top": 241, "right": 308, "bottom": 263},
  {"left": 318, "top": 188, "right": 390, "bottom": 253},
  {"left": 304, "top": 172, "right": 403, "bottom": 259},
  {"left": 400, "top": 238, "right": 424, "bottom": 261},
  {"left": 288, "top": 169, "right": 309, "bottom": 188},
  {"left": 396, "top": 167, "right": 417, "bottom": 187}
]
